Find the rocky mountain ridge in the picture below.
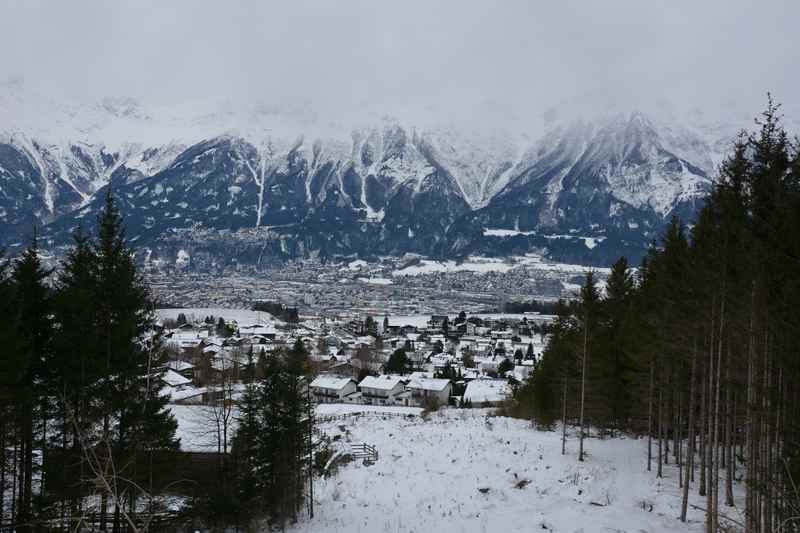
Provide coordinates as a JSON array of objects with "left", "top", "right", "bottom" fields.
[{"left": 1, "top": 85, "right": 769, "bottom": 266}]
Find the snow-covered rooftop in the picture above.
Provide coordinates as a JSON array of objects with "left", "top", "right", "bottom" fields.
[
  {"left": 407, "top": 377, "right": 451, "bottom": 392},
  {"left": 167, "top": 360, "right": 195, "bottom": 372},
  {"left": 463, "top": 379, "right": 511, "bottom": 403},
  {"left": 310, "top": 375, "right": 356, "bottom": 390},
  {"left": 359, "top": 375, "right": 405, "bottom": 391},
  {"left": 161, "top": 369, "right": 191, "bottom": 387},
  {"left": 165, "top": 386, "right": 207, "bottom": 402}
]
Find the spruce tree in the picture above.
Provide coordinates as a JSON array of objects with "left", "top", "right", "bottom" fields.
[
  {"left": 231, "top": 343, "right": 315, "bottom": 527},
  {"left": 599, "top": 257, "right": 636, "bottom": 431},
  {"left": 577, "top": 271, "right": 600, "bottom": 461},
  {"left": 386, "top": 348, "right": 410, "bottom": 375},
  {"left": 0, "top": 253, "right": 17, "bottom": 529},
  {"left": 10, "top": 233, "right": 53, "bottom": 532},
  {"left": 92, "top": 191, "right": 178, "bottom": 529},
  {"left": 498, "top": 358, "right": 515, "bottom": 375},
  {"left": 51, "top": 228, "right": 105, "bottom": 521}
]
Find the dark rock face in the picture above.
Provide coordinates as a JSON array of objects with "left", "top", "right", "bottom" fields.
[{"left": 0, "top": 142, "right": 50, "bottom": 239}]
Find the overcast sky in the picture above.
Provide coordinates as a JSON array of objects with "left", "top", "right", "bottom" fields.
[{"left": 1, "top": 0, "right": 797, "bottom": 128}]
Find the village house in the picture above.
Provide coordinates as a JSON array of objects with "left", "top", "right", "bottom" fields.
[
  {"left": 310, "top": 375, "right": 358, "bottom": 403},
  {"left": 166, "top": 329, "right": 207, "bottom": 352},
  {"left": 407, "top": 349, "right": 428, "bottom": 370},
  {"left": 346, "top": 318, "right": 367, "bottom": 335},
  {"left": 202, "top": 344, "right": 222, "bottom": 357},
  {"left": 463, "top": 378, "right": 511, "bottom": 407},
  {"left": 159, "top": 368, "right": 210, "bottom": 405},
  {"left": 405, "top": 377, "right": 452, "bottom": 407},
  {"left": 398, "top": 324, "right": 417, "bottom": 337},
  {"left": 427, "top": 315, "right": 449, "bottom": 331},
  {"left": 160, "top": 368, "right": 192, "bottom": 391},
  {"left": 401, "top": 332, "right": 420, "bottom": 351},
  {"left": 169, "top": 386, "right": 209, "bottom": 405},
  {"left": 239, "top": 323, "right": 277, "bottom": 340},
  {"left": 430, "top": 354, "right": 457, "bottom": 374},
  {"left": 358, "top": 375, "right": 406, "bottom": 405},
  {"left": 328, "top": 360, "right": 360, "bottom": 378},
  {"left": 428, "top": 334, "right": 446, "bottom": 346},
  {"left": 490, "top": 329, "right": 514, "bottom": 341},
  {"left": 167, "top": 359, "right": 196, "bottom": 380}
]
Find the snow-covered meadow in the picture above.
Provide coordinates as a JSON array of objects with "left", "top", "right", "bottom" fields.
[
  {"left": 390, "top": 254, "right": 612, "bottom": 278},
  {"left": 156, "top": 307, "right": 276, "bottom": 325},
  {"left": 293, "top": 408, "right": 736, "bottom": 533}
]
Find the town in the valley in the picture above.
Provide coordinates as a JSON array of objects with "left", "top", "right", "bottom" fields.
[{"left": 157, "top": 306, "right": 554, "bottom": 412}]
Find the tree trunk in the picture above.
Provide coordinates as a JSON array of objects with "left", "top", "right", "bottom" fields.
[
  {"left": 725, "top": 361, "right": 734, "bottom": 507},
  {"left": 745, "top": 284, "right": 756, "bottom": 533},
  {"left": 20, "top": 404, "right": 33, "bottom": 533},
  {"left": 561, "top": 375, "right": 567, "bottom": 456},
  {"left": 579, "top": 315, "right": 588, "bottom": 462},
  {"left": 657, "top": 379, "right": 663, "bottom": 479},
  {"left": 39, "top": 404, "right": 47, "bottom": 516},
  {"left": 647, "top": 359, "right": 654, "bottom": 472},
  {"left": 709, "top": 293, "right": 725, "bottom": 533},
  {"left": 681, "top": 341, "right": 697, "bottom": 522},
  {"left": 705, "top": 316, "right": 715, "bottom": 533},
  {"left": 0, "top": 411, "right": 5, "bottom": 528},
  {"left": 699, "top": 349, "right": 707, "bottom": 496},
  {"left": 11, "top": 437, "right": 19, "bottom": 527},
  {"left": 100, "top": 413, "right": 109, "bottom": 532},
  {"left": 677, "top": 390, "right": 683, "bottom": 488}
]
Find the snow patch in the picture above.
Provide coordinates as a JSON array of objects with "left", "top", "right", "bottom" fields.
[
  {"left": 484, "top": 228, "right": 535, "bottom": 237},
  {"left": 176, "top": 249, "right": 190, "bottom": 268},
  {"left": 357, "top": 277, "right": 393, "bottom": 285}
]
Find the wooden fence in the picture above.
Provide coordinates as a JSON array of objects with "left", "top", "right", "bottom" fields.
[
  {"left": 350, "top": 442, "right": 379, "bottom": 461},
  {"left": 316, "top": 411, "right": 417, "bottom": 423}
]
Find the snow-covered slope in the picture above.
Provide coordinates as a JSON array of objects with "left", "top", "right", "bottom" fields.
[
  {"left": 298, "top": 408, "right": 736, "bottom": 532},
  {"left": 486, "top": 112, "right": 711, "bottom": 223}
]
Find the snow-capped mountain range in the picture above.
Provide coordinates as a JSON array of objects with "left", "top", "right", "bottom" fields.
[{"left": 0, "top": 81, "right": 784, "bottom": 266}]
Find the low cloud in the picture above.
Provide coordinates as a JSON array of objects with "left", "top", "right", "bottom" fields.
[{"left": 1, "top": 0, "right": 797, "bottom": 128}]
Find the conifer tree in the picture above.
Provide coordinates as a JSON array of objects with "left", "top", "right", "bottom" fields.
[
  {"left": 0, "top": 254, "right": 12, "bottom": 527},
  {"left": 577, "top": 271, "right": 600, "bottom": 461},
  {"left": 230, "top": 342, "right": 315, "bottom": 527},
  {"left": 92, "top": 191, "right": 178, "bottom": 529},
  {"left": 51, "top": 228, "right": 104, "bottom": 521},
  {"left": 525, "top": 342, "right": 534, "bottom": 361},
  {"left": 10, "top": 233, "right": 53, "bottom": 532},
  {"left": 386, "top": 348, "right": 410, "bottom": 375},
  {"left": 599, "top": 256, "right": 635, "bottom": 432}
]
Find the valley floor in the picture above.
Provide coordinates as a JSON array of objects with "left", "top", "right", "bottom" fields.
[{"left": 292, "top": 408, "right": 744, "bottom": 533}]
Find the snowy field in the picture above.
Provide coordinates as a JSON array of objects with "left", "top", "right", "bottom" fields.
[
  {"left": 156, "top": 307, "right": 277, "bottom": 324},
  {"left": 293, "top": 409, "right": 739, "bottom": 533},
  {"left": 169, "top": 403, "right": 422, "bottom": 452},
  {"left": 393, "top": 257, "right": 516, "bottom": 276},
  {"left": 391, "top": 254, "right": 612, "bottom": 277},
  {"left": 170, "top": 404, "right": 237, "bottom": 453},
  {"left": 357, "top": 277, "right": 394, "bottom": 285}
]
